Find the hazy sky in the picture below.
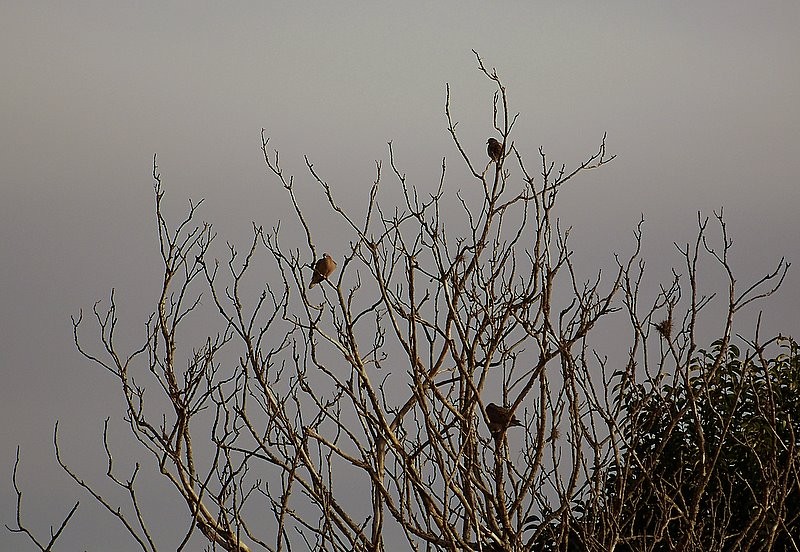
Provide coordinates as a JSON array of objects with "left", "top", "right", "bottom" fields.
[{"left": 2, "top": 2, "right": 798, "bottom": 550}]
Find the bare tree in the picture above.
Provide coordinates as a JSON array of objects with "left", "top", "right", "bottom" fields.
[{"left": 9, "top": 52, "right": 795, "bottom": 552}]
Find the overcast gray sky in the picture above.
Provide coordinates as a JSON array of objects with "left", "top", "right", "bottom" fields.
[{"left": 2, "top": 2, "right": 798, "bottom": 550}]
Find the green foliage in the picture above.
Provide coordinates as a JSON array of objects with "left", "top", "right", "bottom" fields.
[
  {"left": 610, "top": 337, "right": 799, "bottom": 550},
  {"left": 531, "top": 336, "right": 800, "bottom": 551}
]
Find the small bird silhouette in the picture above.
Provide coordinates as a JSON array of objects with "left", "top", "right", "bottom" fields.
[
  {"left": 486, "top": 402, "right": 523, "bottom": 435},
  {"left": 487, "top": 138, "right": 504, "bottom": 163},
  {"left": 654, "top": 318, "right": 672, "bottom": 339},
  {"left": 309, "top": 253, "right": 336, "bottom": 289}
]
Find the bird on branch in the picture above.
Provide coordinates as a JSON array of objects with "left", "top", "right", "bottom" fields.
[
  {"left": 486, "top": 402, "right": 523, "bottom": 435},
  {"left": 309, "top": 253, "right": 336, "bottom": 288},
  {"left": 487, "top": 138, "right": 504, "bottom": 163}
]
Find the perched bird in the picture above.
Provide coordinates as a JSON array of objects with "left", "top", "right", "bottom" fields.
[
  {"left": 654, "top": 317, "right": 672, "bottom": 339},
  {"left": 487, "top": 138, "right": 504, "bottom": 163},
  {"left": 309, "top": 253, "right": 336, "bottom": 289},
  {"left": 486, "top": 402, "right": 523, "bottom": 435}
]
